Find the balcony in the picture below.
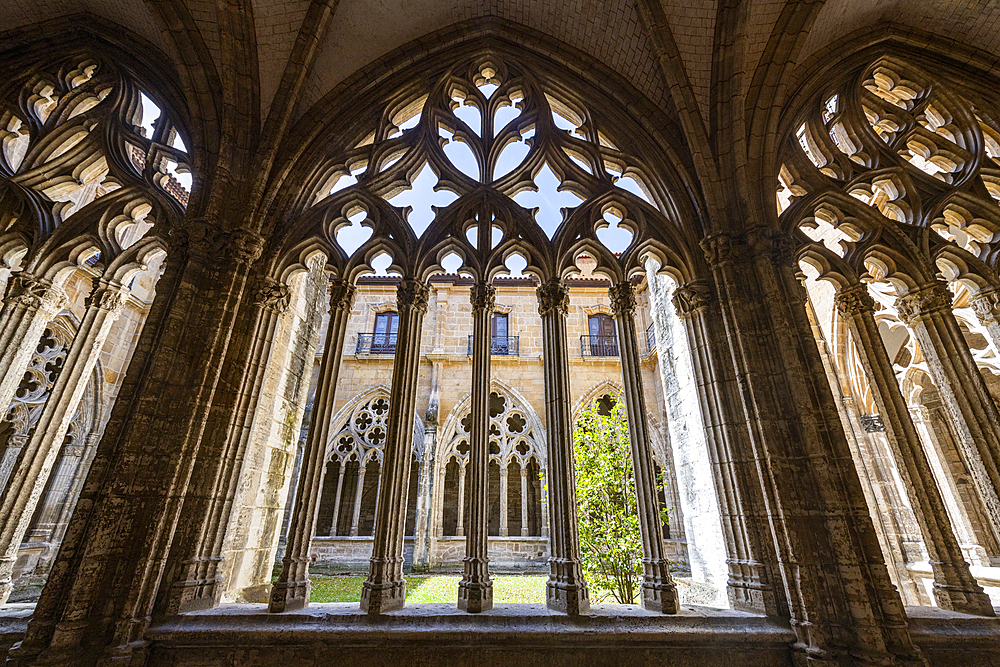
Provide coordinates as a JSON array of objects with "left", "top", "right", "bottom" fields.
[
  {"left": 467, "top": 335, "right": 519, "bottom": 356},
  {"left": 356, "top": 333, "right": 397, "bottom": 355},
  {"left": 580, "top": 334, "right": 618, "bottom": 357}
]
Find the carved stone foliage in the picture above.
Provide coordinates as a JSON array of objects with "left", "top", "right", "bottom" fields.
[
  {"left": 2, "top": 274, "right": 66, "bottom": 312},
  {"left": 536, "top": 278, "right": 569, "bottom": 316},
  {"left": 609, "top": 282, "right": 636, "bottom": 317},
  {"left": 971, "top": 288, "right": 1000, "bottom": 325},
  {"left": 895, "top": 283, "right": 953, "bottom": 324},
  {"left": 470, "top": 283, "right": 496, "bottom": 311},
  {"left": 671, "top": 280, "right": 712, "bottom": 317},
  {"left": 833, "top": 283, "right": 876, "bottom": 317},
  {"left": 0, "top": 326, "right": 70, "bottom": 448},
  {"left": 329, "top": 278, "right": 357, "bottom": 312},
  {"left": 252, "top": 277, "right": 292, "bottom": 313},
  {"left": 397, "top": 279, "right": 430, "bottom": 314}
]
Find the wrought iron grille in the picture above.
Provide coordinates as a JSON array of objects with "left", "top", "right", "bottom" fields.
[
  {"left": 646, "top": 323, "right": 656, "bottom": 354},
  {"left": 580, "top": 334, "right": 619, "bottom": 357},
  {"left": 356, "top": 333, "right": 397, "bottom": 355},
  {"left": 467, "top": 335, "right": 519, "bottom": 356}
]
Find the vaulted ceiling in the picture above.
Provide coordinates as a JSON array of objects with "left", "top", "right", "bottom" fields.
[{"left": 5, "top": 0, "right": 999, "bottom": 131}]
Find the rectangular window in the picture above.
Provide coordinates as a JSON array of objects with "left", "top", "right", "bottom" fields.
[
  {"left": 491, "top": 313, "right": 509, "bottom": 354},
  {"left": 372, "top": 311, "right": 398, "bottom": 353},
  {"left": 587, "top": 314, "right": 617, "bottom": 356}
]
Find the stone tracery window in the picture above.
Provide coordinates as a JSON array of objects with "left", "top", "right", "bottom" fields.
[
  {"left": 0, "top": 56, "right": 190, "bottom": 236},
  {"left": 440, "top": 389, "right": 544, "bottom": 538},
  {"left": 0, "top": 325, "right": 70, "bottom": 490},
  {"left": 315, "top": 392, "right": 421, "bottom": 537},
  {"left": 290, "top": 54, "right": 680, "bottom": 283},
  {"left": 784, "top": 55, "right": 1000, "bottom": 600}
]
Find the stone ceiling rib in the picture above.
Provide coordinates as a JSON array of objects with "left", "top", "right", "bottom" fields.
[
  {"left": 743, "top": 1, "right": 786, "bottom": 98},
  {"left": 253, "top": 0, "right": 313, "bottom": 120},
  {"left": 657, "top": 0, "right": 717, "bottom": 121}
]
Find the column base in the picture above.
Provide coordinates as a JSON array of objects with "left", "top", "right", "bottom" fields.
[
  {"left": 269, "top": 579, "right": 311, "bottom": 613},
  {"left": 546, "top": 580, "right": 590, "bottom": 615},
  {"left": 641, "top": 580, "right": 680, "bottom": 614},
  {"left": 932, "top": 582, "right": 996, "bottom": 617},
  {"left": 546, "top": 558, "right": 590, "bottom": 615},
  {"left": 360, "top": 578, "right": 407, "bottom": 614},
  {"left": 457, "top": 579, "right": 493, "bottom": 613}
]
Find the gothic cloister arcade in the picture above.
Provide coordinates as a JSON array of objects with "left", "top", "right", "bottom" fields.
[{"left": 2, "top": 2, "right": 1000, "bottom": 666}]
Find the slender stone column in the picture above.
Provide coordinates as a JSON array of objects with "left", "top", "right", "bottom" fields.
[
  {"left": 351, "top": 465, "right": 367, "bottom": 536},
  {"left": 331, "top": 465, "right": 347, "bottom": 535},
  {"left": 836, "top": 283, "right": 993, "bottom": 615},
  {"left": 269, "top": 278, "right": 355, "bottom": 612},
  {"left": 537, "top": 278, "right": 589, "bottom": 614},
  {"left": 897, "top": 281, "right": 1000, "bottom": 549},
  {"left": 520, "top": 467, "right": 529, "bottom": 536},
  {"left": 499, "top": 467, "right": 509, "bottom": 537},
  {"left": 0, "top": 273, "right": 68, "bottom": 413},
  {"left": 360, "top": 278, "right": 429, "bottom": 614},
  {"left": 458, "top": 282, "right": 494, "bottom": 612},
  {"left": 610, "top": 281, "right": 680, "bottom": 613},
  {"left": 456, "top": 463, "right": 466, "bottom": 536},
  {"left": 0, "top": 278, "right": 127, "bottom": 604}
]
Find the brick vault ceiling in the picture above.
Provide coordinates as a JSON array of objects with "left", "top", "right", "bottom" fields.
[{"left": 2, "top": 1, "right": 1000, "bottom": 124}]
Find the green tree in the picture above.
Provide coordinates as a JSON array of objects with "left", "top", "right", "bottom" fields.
[{"left": 573, "top": 396, "right": 649, "bottom": 604}]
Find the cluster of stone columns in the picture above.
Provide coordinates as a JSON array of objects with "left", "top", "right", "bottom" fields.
[
  {"left": 271, "top": 274, "right": 677, "bottom": 617},
  {"left": 834, "top": 282, "right": 994, "bottom": 615},
  {"left": 0, "top": 275, "right": 126, "bottom": 604},
  {"left": 270, "top": 278, "right": 355, "bottom": 612}
]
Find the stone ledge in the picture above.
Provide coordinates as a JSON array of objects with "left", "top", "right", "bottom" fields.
[{"left": 145, "top": 603, "right": 796, "bottom": 667}]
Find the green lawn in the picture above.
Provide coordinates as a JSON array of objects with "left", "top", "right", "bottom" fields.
[{"left": 308, "top": 574, "right": 548, "bottom": 603}]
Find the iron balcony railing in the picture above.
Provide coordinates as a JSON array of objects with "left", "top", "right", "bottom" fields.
[
  {"left": 467, "top": 335, "right": 519, "bottom": 356},
  {"left": 356, "top": 332, "right": 397, "bottom": 355},
  {"left": 646, "top": 323, "right": 656, "bottom": 354},
  {"left": 580, "top": 334, "right": 619, "bottom": 357}
]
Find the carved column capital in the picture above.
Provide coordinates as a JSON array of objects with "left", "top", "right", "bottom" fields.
[
  {"left": 227, "top": 228, "right": 265, "bottom": 266},
  {"left": 971, "top": 288, "right": 1000, "bottom": 326},
  {"left": 609, "top": 281, "right": 636, "bottom": 318},
  {"left": 3, "top": 273, "right": 65, "bottom": 312},
  {"left": 470, "top": 282, "right": 496, "bottom": 311},
  {"left": 329, "top": 278, "right": 357, "bottom": 312},
  {"left": 833, "top": 283, "right": 875, "bottom": 318},
  {"left": 896, "top": 282, "right": 952, "bottom": 325},
  {"left": 86, "top": 280, "right": 128, "bottom": 314},
  {"left": 397, "top": 278, "right": 430, "bottom": 314},
  {"left": 172, "top": 218, "right": 227, "bottom": 261},
  {"left": 700, "top": 233, "right": 737, "bottom": 268},
  {"left": 536, "top": 278, "right": 569, "bottom": 316},
  {"left": 252, "top": 277, "right": 292, "bottom": 313},
  {"left": 671, "top": 280, "right": 712, "bottom": 318},
  {"left": 746, "top": 228, "right": 795, "bottom": 267}
]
